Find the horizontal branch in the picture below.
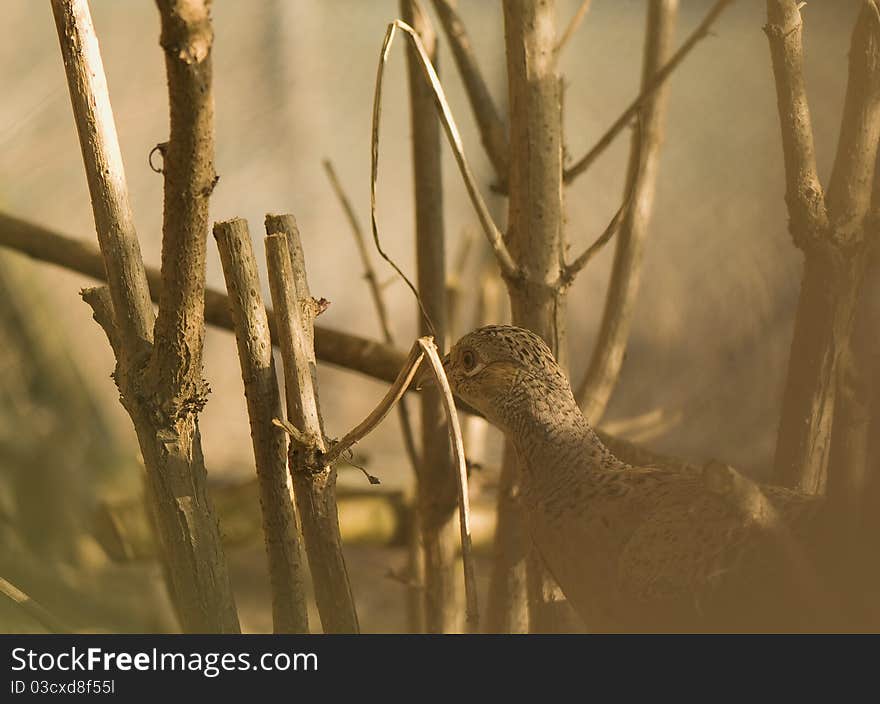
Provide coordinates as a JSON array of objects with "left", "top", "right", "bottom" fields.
[
  {"left": 564, "top": 0, "right": 734, "bottom": 184},
  {"left": 0, "top": 213, "right": 408, "bottom": 384},
  {"left": 95, "top": 481, "right": 504, "bottom": 559}
]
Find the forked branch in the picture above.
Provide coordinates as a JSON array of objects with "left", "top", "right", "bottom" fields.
[{"left": 561, "top": 118, "right": 644, "bottom": 285}]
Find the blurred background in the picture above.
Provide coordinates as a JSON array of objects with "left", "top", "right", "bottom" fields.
[{"left": 0, "top": 0, "right": 864, "bottom": 632}]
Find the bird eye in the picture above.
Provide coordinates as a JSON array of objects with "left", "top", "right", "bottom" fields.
[{"left": 461, "top": 349, "right": 477, "bottom": 371}]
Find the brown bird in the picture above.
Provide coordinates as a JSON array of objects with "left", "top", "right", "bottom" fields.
[{"left": 443, "top": 325, "right": 836, "bottom": 633}]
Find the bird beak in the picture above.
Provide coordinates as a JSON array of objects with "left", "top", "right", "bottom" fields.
[{"left": 414, "top": 353, "right": 450, "bottom": 391}]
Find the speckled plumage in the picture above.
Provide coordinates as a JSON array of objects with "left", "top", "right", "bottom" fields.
[{"left": 444, "top": 325, "right": 829, "bottom": 632}]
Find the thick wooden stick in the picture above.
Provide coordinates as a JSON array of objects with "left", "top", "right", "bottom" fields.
[
  {"left": 214, "top": 218, "right": 309, "bottom": 634},
  {"left": 265, "top": 217, "right": 359, "bottom": 634}
]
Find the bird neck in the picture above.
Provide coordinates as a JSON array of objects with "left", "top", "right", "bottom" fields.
[{"left": 496, "top": 372, "right": 624, "bottom": 477}]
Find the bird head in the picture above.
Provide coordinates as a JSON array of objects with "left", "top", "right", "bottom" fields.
[{"left": 443, "top": 325, "right": 575, "bottom": 432}]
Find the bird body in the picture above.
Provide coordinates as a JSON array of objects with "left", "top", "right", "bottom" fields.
[{"left": 444, "top": 325, "right": 830, "bottom": 632}]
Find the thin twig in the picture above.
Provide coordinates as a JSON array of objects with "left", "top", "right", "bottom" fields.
[
  {"left": 80, "top": 285, "right": 120, "bottom": 356},
  {"left": 429, "top": 0, "right": 510, "bottom": 185},
  {"left": 554, "top": 0, "right": 593, "bottom": 57},
  {"left": 372, "top": 20, "right": 518, "bottom": 281},
  {"left": 0, "top": 576, "right": 72, "bottom": 634},
  {"left": 322, "top": 158, "right": 421, "bottom": 476},
  {"left": 323, "top": 342, "right": 426, "bottom": 467},
  {"left": 562, "top": 117, "right": 644, "bottom": 284},
  {"left": 271, "top": 417, "right": 315, "bottom": 448},
  {"left": 564, "top": 0, "right": 735, "bottom": 184},
  {"left": 323, "top": 159, "right": 394, "bottom": 341}
]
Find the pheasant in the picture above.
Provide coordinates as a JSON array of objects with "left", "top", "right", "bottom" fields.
[{"left": 443, "top": 325, "right": 837, "bottom": 633}]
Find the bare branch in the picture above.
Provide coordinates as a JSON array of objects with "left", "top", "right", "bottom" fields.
[
  {"left": 265, "top": 222, "right": 359, "bottom": 634},
  {"left": 52, "top": 0, "right": 239, "bottom": 633},
  {"left": 429, "top": 0, "right": 510, "bottom": 184},
  {"left": 825, "top": 0, "right": 880, "bottom": 239},
  {"left": 0, "top": 576, "right": 72, "bottom": 634},
  {"left": 564, "top": 0, "right": 734, "bottom": 184},
  {"left": 322, "top": 160, "right": 422, "bottom": 491},
  {"left": 562, "top": 117, "right": 645, "bottom": 285},
  {"left": 372, "top": 20, "right": 519, "bottom": 280},
  {"left": 150, "top": 0, "right": 216, "bottom": 408},
  {"left": 772, "top": 2, "right": 880, "bottom": 494},
  {"left": 324, "top": 342, "right": 426, "bottom": 467},
  {"left": 0, "top": 212, "right": 410, "bottom": 385},
  {"left": 323, "top": 159, "right": 394, "bottom": 341},
  {"left": 502, "top": 0, "right": 575, "bottom": 633},
  {"left": 214, "top": 217, "right": 310, "bottom": 634},
  {"left": 764, "top": 0, "right": 828, "bottom": 241},
  {"left": 554, "top": 0, "right": 593, "bottom": 57},
  {"left": 50, "top": 0, "right": 154, "bottom": 360},
  {"left": 576, "top": 1, "right": 678, "bottom": 420}
]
